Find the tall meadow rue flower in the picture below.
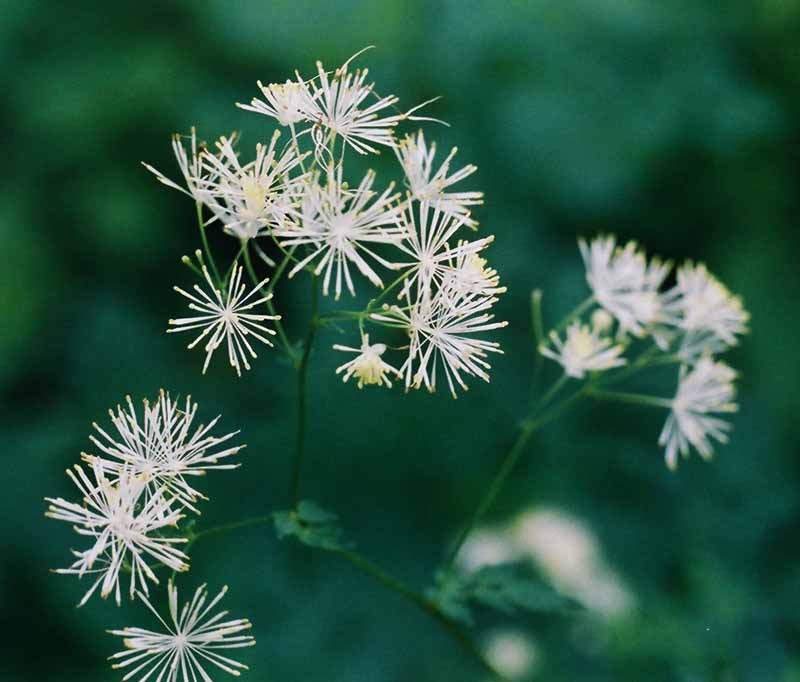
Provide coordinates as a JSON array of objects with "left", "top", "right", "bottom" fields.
[
  {"left": 82, "top": 391, "right": 244, "bottom": 513},
  {"left": 333, "top": 334, "right": 400, "bottom": 388},
  {"left": 108, "top": 581, "right": 255, "bottom": 682},
  {"left": 396, "top": 130, "right": 484, "bottom": 229},
  {"left": 440, "top": 244, "right": 506, "bottom": 305},
  {"left": 276, "top": 167, "right": 402, "bottom": 298},
  {"left": 373, "top": 290, "right": 507, "bottom": 397},
  {"left": 45, "top": 461, "right": 189, "bottom": 606},
  {"left": 142, "top": 128, "right": 218, "bottom": 203},
  {"left": 392, "top": 201, "right": 494, "bottom": 302},
  {"left": 238, "top": 78, "right": 315, "bottom": 127},
  {"left": 664, "top": 262, "right": 749, "bottom": 359},
  {"left": 579, "top": 235, "right": 672, "bottom": 337},
  {"left": 540, "top": 320, "right": 626, "bottom": 379},
  {"left": 168, "top": 265, "right": 278, "bottom": 376},
  {"left": 659, "top": 356, "right": 738, "bottom": 470},
  {"left": 201, "top": 131, "right": 309, "bottom": 241}
]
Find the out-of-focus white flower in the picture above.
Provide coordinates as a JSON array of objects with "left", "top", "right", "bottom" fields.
[
  {"left": 201, "top": 131, "right": 308, "bottom": 241},
  {"left": 392, "top": 201, "right": 494, "bottom": 302},
  {"left": 512, "top": 507, "right": 635, "bottom": 619},
  {"left": 168, "top": 265, "right": 278, "bottom": 376},
  {"left": 82, "top": 391, "right": 243, "bottom": 513},
  {"left": 143, "top": 128, "right": 216, "bottom": 203},
  {"left": 482, "top": 630, "right": 539, "bottom": 681},
  {"left": 540, "top": 321, "right": 626, "bottom": 379},
  {"left": 238, "top": 78, "right": 315, "bottom": 127},
  {"left": 109, "top": 581, "right": 255, "bottom": 682},
  {"left": 659, "top": 356, "right": 738, "bottom": 470},
  {"left": 332, "top": 334, "right": 400, "bottom": 388},
  {"left": 456, "top": 527, "right": 518, "bottom": 574},
  {"left": 579, "top": 236, "right": 671, "bottom": 337},
  {"left": 373, "top": 290, "right": 507, "bottom": 397},
  {"left": 276, "top": 168, "right": 402, "bottom": 299},
  {"left": 664, "top": 262, "right": 749, "bottom": 359},
  {"left": 396, "top": 130, "right": 484, "bottom": 228},
  {"left": 45, "top": 461, "right": 188, "bottom": 606}
]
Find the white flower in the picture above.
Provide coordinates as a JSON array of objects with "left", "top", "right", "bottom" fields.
[
  {"left": 45, "top": 461, "right": 188, "bottom": 606},
  {"left": 482, "top": 630, "right": 539, "bottom": 680},
  {"left": 579, "top": 236, "right": 672, "bottom": 337},
  {"left": 238, "top": 78, "right": 315, "bottom": 127},
  {"left": 440, "top": 244, "right": 506, "bottom": 305},
  {"left": 142, "top": 128, "right": 214, "bottom": 203},
  {"left": 168, "top": 265, "right": 279, "bottom": 376},
  {"left": 392, "top": 201, "right": 494, "bottom": 302},
  {"left": 305, "top": 54, "right": 405, "bottom": 156},
  {"left": 396, "top": 130, "right": 483, "bottom": 228},
  {"left": 332, "top": 334, "right": 400, "bottom": 388},
  {"left": 82, "top": 391, "right": 243, "bottom": 513},
  {"left": 373, "top": 290, "right": 507, "bottom": 397},
  {"left": 109, "top": 581, "right": 255, "bottom": 682},
  {"left": 201, "top": 131, "right": 308, "bottom": 241},
  {"left": 665, "top": 262, "right": 749, "bottom": 359},
  {"left": 540, "top": 320, "right": 626, "bottom": 379},
  {"left": 276, "top": 168, "right": 402, "bottom": 299},
  {"left": 658, "top": 356, "right": 738, "bottom": 470}
]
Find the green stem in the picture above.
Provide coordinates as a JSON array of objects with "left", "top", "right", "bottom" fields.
[
  {"left": 291, "top": 275, "right": 319, "bottom": 506},
  {"left": 242, "top": 244, "right": 296, "bottom": 362},
  {"left": 529, "top": 289, "right": 544, "bottom": 400},
  {"left": 185, "top": 516, "right": 272, "bottom": 553},
  {"left": 195, "top": 202, "right": 223, "bottom": 287},
  {"left": 586, "top": 388, "right": 673, "bottom": 409},
  {"left": 551, "top": 295, "right": 594, "bottom": 336}
]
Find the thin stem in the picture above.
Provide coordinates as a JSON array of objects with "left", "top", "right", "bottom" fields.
[
  {"left": 332, "top": 548, "right": 502, "bottom": 678},
  {"left": 185, "top": 516, "right": 272, "bottom": 553},
  {"left": 291, "top": 275, "right": 319, "bottom": 506},
  {"left": 529, "top": 289, "right": 545, "bottom": 401},
  {"left": 195, "top": 202, "right": 223, "bottom": 287},
  {"left": 267, "top": 245, "right": 297, "bottom": 296},
  {"left": 551, "top": 295, "right": 594, "bottom": 336},
  {"left": 242, "top": 244, "right": 296, "bottom": 362},
  {"left": 586, "top": 388, "right": 673, "bottom": 409}
]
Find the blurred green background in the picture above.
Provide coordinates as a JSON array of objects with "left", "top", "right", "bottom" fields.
[{"left": 3, "top": 1, "right": 800, "bottom": 680}]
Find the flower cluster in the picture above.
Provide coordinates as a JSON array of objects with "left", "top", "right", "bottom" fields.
[
  {"left": 146, "top": 48, "right": 505, "bottom": 396},
  {"left": 539, "top": 235, "right": 749, "bottom": 469},
  {"left": 46, "top": 391, "right": 254, "bottom": 681}
]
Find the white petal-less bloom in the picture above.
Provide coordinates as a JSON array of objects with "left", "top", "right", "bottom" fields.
[
  {"left": 276, "top": 168, "right": 402, "bottom": 299},
  {"left": 45, "top": 461, "right": 188, "bottom": 606},
  {"left": 373, "top": 290, "right": 507, "bottom": 397},
  {"left": 201, "top": 131, "right": 308, "bottom": 241},
  {"left": 396, "top": 130, "right": 484, "bottom": 229},
  {"left": 142, "top": 128, "right": 216, "bottom": 203},
  {"left": 393, "top": 201, "right": 495, "bottom": 302},
  {"left": 108, "top": 581, "right": 255, "bottom": 682},
  {"left": 579, "top": 236, "right": 672, "bottom": 337},
  {"left": 664, "top": 262, "right": 749, "bottom": 359},
  {"left": 238, "top": 78, "right": 316, "bottom": 127},
  {"left": 168, "top": 265, "right": 278, "bottom": 376},
  {"left": 658, "top": 356, "right": 738, "bottom": 470},
  {"left": 440, "top": 243, "right": 506, "bottom": 305},
  {"left": 332, "top": 334, "right": 400, "bottom": 388},
  {"left": 305, "top": 55, "right": 405, "bottom": 156},
  {"left": 540, "top": 321, "right": 626, "bottom": 379},
  {"left": 83, "top": 391, "right": 244, "bottom": 513}
]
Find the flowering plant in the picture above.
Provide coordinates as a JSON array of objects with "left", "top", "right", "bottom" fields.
[{"left": 46, "top": 48, "right": 748, "bottom": 680}]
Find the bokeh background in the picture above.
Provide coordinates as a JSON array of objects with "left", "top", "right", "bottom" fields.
[{"left": 3, "top": 1, "right": 800, "bottom": 680}]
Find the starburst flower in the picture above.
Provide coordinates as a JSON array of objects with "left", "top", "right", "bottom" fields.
[
  {"left": 540, "top": 320, "right": 626, "bottom": 379},
  {"left": 168, "top": 265, "right": 278, "bottom": 376},
  {"left": 440, "top": 244, "right": 506, "bottom": 305},
  {"left": 82, "top": 391, "right": 244, "bottom": 513},
  {"left": 396, "top": 130, "right": 484, "bottom": 228},
  {"left": 658, "top": 356, "right": 738, "bottom": 470},
  {"left": 238, "top": 78, "right": 316, "bottom": 127},
  {"left": 333, "top": 334, "right": 400, "bottom": 388},
  {"left": 45, "top": 461, "right": 188, "bottom": 606},
  {"left": 108, "top": 581, "right": 255, "bottom": 682},
  {"left": 142, "top": 128, "right": 216, "bottom": 203},
  {"left": 392, "top": 201, "right": 494, "bottom": 302},
  {"left": 579, "top": 236, "right": 672, "bottom": 337},
  {"left": 276, "top": 167, "right": 402, "bottom": 299},
  {"left": 199, "top": 131, "right": 308, "bottom": 241},
  {"left": 664, "top": 262, "right": 749, "bottom": 359},
  {"left": 373, "top": 290, "right": 507, "bottom": 397}
]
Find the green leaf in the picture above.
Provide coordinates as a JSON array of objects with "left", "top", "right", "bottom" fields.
[{"left": 273, "top": 500, "right": 351, "bottom": 552}]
